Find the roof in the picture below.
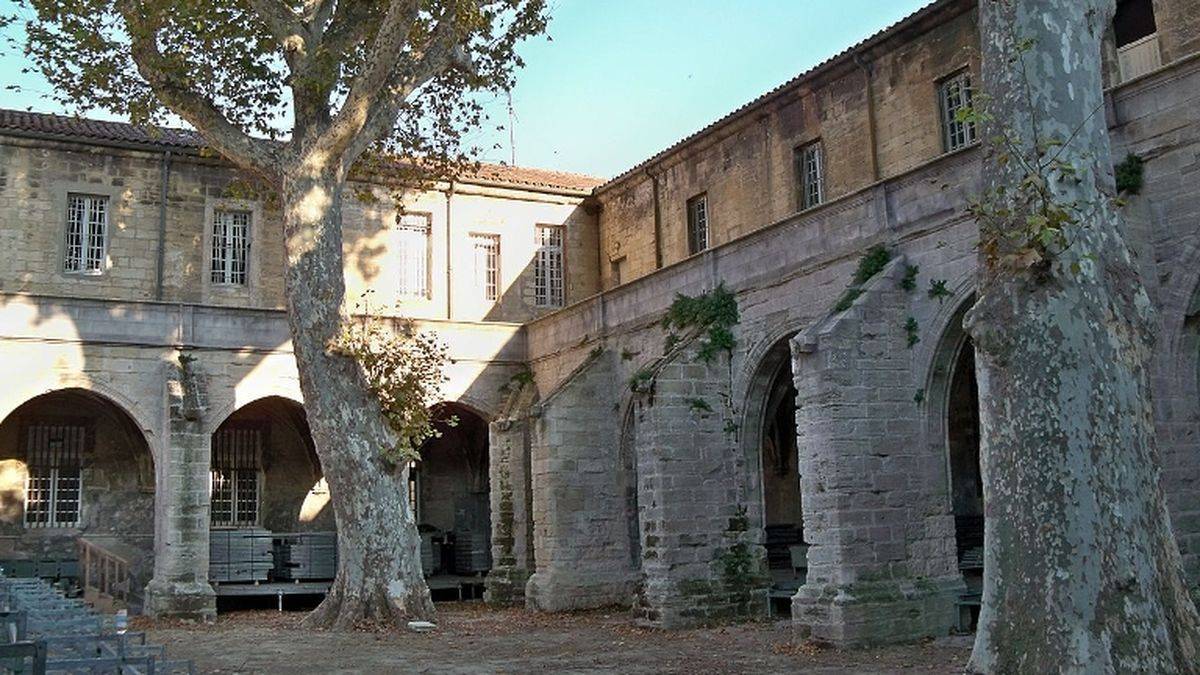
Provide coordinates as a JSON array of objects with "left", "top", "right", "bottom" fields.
[
  {"left": 595, "top": 0, "right": 964, "bottom": 193},
  {"left": 0, "top": 107, "right": 604, "bottom": 194}
]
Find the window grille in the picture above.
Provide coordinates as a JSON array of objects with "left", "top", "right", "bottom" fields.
[
  {"left": 796, "top": 141, "right": 824, "bottom": 210},
  {"left": 471, "top": 233, "right": 500, "bottom": 302},
  {"left": 396, "top": 213, "right": 431, "bottom": 298},
  {"left": 211, "top": 210, "right": 251, "bottom": 285},
  {"left": 940, "top": 71, "right": 978, "bottom": 153},
  {"left": 24, "top": 423, "right": 84, "bottom": 528},
  {"left": 64, "top": 194, "right": 108, "bottom": 274},
  {"left": 687, "top": 194, "right": 708, "bottom": 255},
  {"left": 211, "top": 425, "right": 262, "bottom": 527},
  {"left": 534, "top": 225, "right": 565, "bottom": 308}
]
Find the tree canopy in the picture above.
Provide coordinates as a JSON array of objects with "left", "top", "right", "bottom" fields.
[{"left": 9, "top": 0, "right": 547, "bottom": 181}]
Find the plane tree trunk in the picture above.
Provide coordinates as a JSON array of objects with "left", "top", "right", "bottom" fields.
[
  {"left": 281, "top": 164, "right": 433, "bottom": 629},
  {"left": 967, "top": 0, "right": 1200, "bottom": 671}
]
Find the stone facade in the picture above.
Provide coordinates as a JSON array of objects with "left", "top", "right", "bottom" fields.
[{"left": 0, "top": 0, "right": 1198, "bottom": 648}]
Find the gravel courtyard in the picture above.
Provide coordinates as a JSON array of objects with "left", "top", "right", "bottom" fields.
[{"left": 139, "top": 604, "right": 973, "bottom": 674}]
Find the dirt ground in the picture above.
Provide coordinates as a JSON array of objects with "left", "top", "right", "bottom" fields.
[{"left": 139, "top": 604, "right": 972, "bottom": 674}]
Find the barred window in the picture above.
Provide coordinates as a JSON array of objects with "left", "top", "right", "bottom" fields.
[
  {"left": 471, "top": 233, "right": 500, "bottom": 302},
  {"left": 211, "top": 210, "right": 251, "bottom": 285},
  {"left": 64, "top": 194, "right": 108, "bottom": 274},
  {"left": 940, "top": 71, "right": 978, "bottom": 153},
  {"left": 796, "top": 141, "right": 824, "bottom": 210},
  {"left": 211, "top": 425, "right": 262, "bottom": 527},
  {"left": 397, "top": 212, "right": 431, "bottom": 298},
  {"left": 534, "top": 225, "right": 564, "bottom": 308},
  {"left": 24, "top": 423, "right": 84, "bottom": 528},
  {"left": 687, "top": 194, "right": 708, "bottom": 255}
]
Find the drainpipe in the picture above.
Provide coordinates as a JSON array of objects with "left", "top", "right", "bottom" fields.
[
  {"left": 853, "top": 54, "right": 881, "bottom": 182},
  {"left": 155, "top": 150, "right": 172, "bottom": 301},
  {"left": 445, "top": 180, "right": 454, "bottom": 320},
  {"left": 645, "top": 167, "right": 664, "bottom": 269}
]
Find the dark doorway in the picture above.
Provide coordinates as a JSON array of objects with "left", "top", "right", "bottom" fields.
[
  {"left": 414, "top": 403, "right": 491, "bottom": 600},
  {"left": 761, "top": 358, "right": 805, "bottom": 612}
]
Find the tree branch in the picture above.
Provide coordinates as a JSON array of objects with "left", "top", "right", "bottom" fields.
[
  {"left": 248, "top": 0, "right": 305, "bottom": 46},
  {"left": 308, "top": 0, "right": 425, "bottom": 164},
  {"left": 117, "top": 0, "right": 280, "bottom": 179}
]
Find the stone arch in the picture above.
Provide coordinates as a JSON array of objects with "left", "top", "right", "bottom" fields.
[
  {"left": 737, "top": 331, "right": 805, "bottom": 611},
  {"left": 415, "top": 401, "right": 492, "bottom": 583},
  {"left": 0, "top": 375, "right": 160, "bottom": 459},
  {"left": 205, "top": 387, "right": 304, "bottom": 436},
  {"left": 0, "top": 387, "right": 158, "bottom": 590},
  {"left": 209, "top": 395, "right": 327, "bottom": 532},
  {"left": 922, "top": 291, "right": 983, "bottom": 613}
]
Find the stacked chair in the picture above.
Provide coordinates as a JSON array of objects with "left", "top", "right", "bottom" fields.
[{"left": 0, "top": 572, "right": 192, "bottom": 674}]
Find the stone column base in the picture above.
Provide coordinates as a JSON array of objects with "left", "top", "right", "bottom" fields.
[
  {"left": 484, "top": 566, "right": 530, "bottom": 606},
  {"left": 143, "top": 579, "right": 217, "bottom": 622},
  {"left": 525, "top": 571, "right": 636, "bottom": 612},
  {"left": 791, "top": 575, "right": 965, "bottom": 646}
]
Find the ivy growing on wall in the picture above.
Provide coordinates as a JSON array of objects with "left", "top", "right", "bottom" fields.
[
  {"left": 834, "top": 245, "right": 892, "bottom": 312},
  {"left": 661, "top": 283, "right": 740, "bottom": 363}
]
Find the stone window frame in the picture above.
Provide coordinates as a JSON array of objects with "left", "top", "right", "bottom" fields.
[
  {"left": 203, "top": 197, "right": 263, "bottom": 295},
  {"left": 53, "top": 182, "right": 122, "bottom": 281},
  {"left": 937, "top": 67, "right": 979, "bottom": 154},
  {"left": 686, "top": 192, "right": 709, "bottom": 256},
  {"left": 794, "top": 139, "right": 825, "bottom": 212}
]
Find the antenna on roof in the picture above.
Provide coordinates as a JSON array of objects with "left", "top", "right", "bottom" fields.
[{"left": 507, "top": 90, "right": 516, "bottom": 166}]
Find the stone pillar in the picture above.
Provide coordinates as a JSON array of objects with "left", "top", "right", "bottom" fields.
[
  {"left": 790, "top": 257, "right": 962, "bottom": 646},
  {"left": 485, "top": 410, "right": 534, "bottom": 605},
  {"left": 143, "top": 358, "right": 216, "bottom": 620},
  {"left": 524, "top": 350, "right": 639, "bottom": 611},
  {"left": 633, "top": 350, "right": 769, "bottom": 627}
]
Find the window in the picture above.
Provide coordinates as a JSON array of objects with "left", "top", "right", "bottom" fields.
[
  {"left": 939, "top": 71, "right": 978, "bottom": 153},
  {"left": 534, "top": 225, "right": 565, "bottom": 308},
  {"left": 211, "top": 425, "right": 262, "bottom": 527},
  {"left": 1114, "top": 0, "right": 1160, "bottom": 81},
  {"left": 24, "top": 423, "right": 84, "bottom": 528},
  {"left": 470, "top": 233, "right": 500, "bottom": 302},
  {"left": 796, "top": 141, "right": 824, "bottom": 210},
  {"left": 1114, "top": 0, "right": 1156, "bottom": 48},
  {"left": 687, "top": 194, "right": 708, "bottom": 255},
  {"left": 64, "top": 193, "right": 108, "bottom": 274},
  {"left": 397, "top": 212, "right": 431, "bottom": 298},
  {"left": 211, "top": 210, "right": 251, "bottom": 285}
]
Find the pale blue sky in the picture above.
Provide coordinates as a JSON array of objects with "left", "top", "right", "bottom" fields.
[{"left": 0, "top": 0, "right": 931, "bottom": 178}]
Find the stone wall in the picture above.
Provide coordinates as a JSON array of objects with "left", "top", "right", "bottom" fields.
[
  {"left": 0, "top": 136, "right": 598, "bottom": 324},
  {"left": 525, "top": 351, "right": 639, "bottom": 611},
  {"left": 524, "top": 56, "right": 1200, "bottom": 640},
  {"left": 630, "top": 341, "right": 769, "bottom": 627},
  {"left": 790, "top": 257, "right": 961, "bottom": 645}
]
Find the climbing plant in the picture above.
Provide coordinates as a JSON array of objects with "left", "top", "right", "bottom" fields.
[
  {"left": 661, "top": 283, "right": 740, "bottom": 363},
  {"left": 833, "top": 245, "right": 892, "bottom": 312}
]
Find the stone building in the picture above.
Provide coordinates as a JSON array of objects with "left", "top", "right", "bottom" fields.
[{"left": 0, "top": 0, "right": 1197, "bottom": 646}]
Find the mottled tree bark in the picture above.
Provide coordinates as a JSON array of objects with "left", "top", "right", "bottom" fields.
[
  {"left": 282, "top": 164, "right": 433, "bottom": 629},
  {"left": 967, "top": 0, "right": 1200, "bottom": 671}
]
